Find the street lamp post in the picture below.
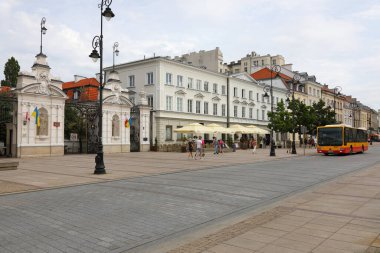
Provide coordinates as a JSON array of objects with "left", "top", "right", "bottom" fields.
[
  {"left": 112, "top": 42, "right": 119, "bottom": 71},
  {"left": 333, "top": 86, "right": 342, "bottom": 122},
  {"left": 263, "top": 65, "right": 281, "bottom": 157},
  {"left": 40, "top": 17, "right": 47, "bottom": 55},
  {"left": 286, "top": 73, "right": 302, "bottom": 154},
  {"left": 89, "top": 0, "right": 115, "bottom": 175}
]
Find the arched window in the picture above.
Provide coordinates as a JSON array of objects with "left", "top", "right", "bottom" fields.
[
  {"left": 37, "top": 107, "right": 48, "bottom": 136},
  {"left": 112, "top": 115, "right": 120, "bottom": 137}
]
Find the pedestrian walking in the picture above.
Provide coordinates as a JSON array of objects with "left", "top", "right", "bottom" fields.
[
  {"left": 218, "top": 139, "right": 224, "bottom": 154},
  {"left": 187, "top": 138, "right": 194, "bottom": 159},
  {"left": 251, "top": 138, "right": 257, "bottom": 154},
  {"left": 212, "top": 137, "right": 218, "bottom": 155},
  {"left": 195, "top": 136, "right": 202, "bottom": 159}
]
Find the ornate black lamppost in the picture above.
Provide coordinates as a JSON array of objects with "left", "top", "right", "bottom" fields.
[
  {"left": 89, "top": 0, "right": 115, "bottom": 175},
  {"left": 112, "top": 42, "right": 119, "bottom": 70},
  {"left": 333, "top": 86, "right": 342, "bottom": 122},
  {"left": 263, "top": 65, "right": 281, "bottom": 156},
  {"left": 40, "top": 17, "right": 47, "bottom": 55},
  {"left": 286, "top": 73, "right": 302, "bottom": 154}
]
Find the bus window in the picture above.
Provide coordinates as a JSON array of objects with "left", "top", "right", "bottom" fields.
[{"left": 318, "top": 127, "right": 342, "bottom": 146}]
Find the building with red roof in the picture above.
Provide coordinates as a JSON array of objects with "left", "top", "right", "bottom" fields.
[{"left": 62, "top": 75, "right": 99, "bottom": 102}]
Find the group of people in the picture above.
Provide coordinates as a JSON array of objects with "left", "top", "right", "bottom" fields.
[
  {"left": 187, "top": 136, "right": 205, "bottom": 159},
  {"left": 212, "top": 137, "right": 225, "bottom": 155},
  {"left": 186, "top": 136, "right": 227, "bottom": 159}
]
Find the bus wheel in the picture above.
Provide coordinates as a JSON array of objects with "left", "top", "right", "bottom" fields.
[
  {"left": 350, "top": 146, "right": 353, "bottom": 155},
  {"left": 324, "top": 153, "right": 329, "bottom": 156}
]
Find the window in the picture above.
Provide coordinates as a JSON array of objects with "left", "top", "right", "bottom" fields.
[
  {"left": 249, "top": 91, "right": 253, "bottom": 100},
  {"left": 73, "top": 90, "right": 80, "bottom": 100},
  {"left": 196, "top": 101, "right": 201, "bottom": 114},
  {"left": 177, "top": 75, "right": 183, "bottom": 87},
  {"left": 262, "top": 110, "right": 265, "bottom": 120},
  {"left": 112, "top": 115, "right": 120, "bottom": 137},
  {"left": 249, "top": 108, "right": 253, "bottom": 119},
  {"left": 257, "top": 93, "right": 259, "bottom": 101},
  {"left": 166, "top": 73, "right": 172, "bottom": 85},
  {"left": 261, "top": 94, "right": 265, "bottom": 102},
  {"left": 187, "top": 99, "right": 193, "bottom": 113},
  {"left": 242, "top": 89, "right": 246, "bottom": 98},
  {"left": 165, "top": 125, "right": 172, "bottom": 141},
  {"left": 176, "top": 126, "right": 183, "bottom": 141},
  {"left": 257, "top": 109, "right": 259, "bottom": 120},
  {"left": 213, "top": 103, "right": 218, "bottom": 116},
  {"left": 166, "top": 96, "right": 173, "bottom": 111},
  {"left": 188, "top": 78, "right": 193, "bottom": 89},
  {"left": 261, "top": 59, "right": 264, "bottom": 66},
  {"left": 222, "top": 104, "right": 226, "bottom": 116},
  {"left": 129, "top": 75, "right": 135, "bottom": 87},
  {"left": 147, "top": 95, "right": 153, "bottom": 107},
  {"left": 147, "top": 72, "right": 154, "bottom": 85},
  {"left": 276, "top": 97, "right": 279, "bottom": 104},
  {"left": 36, "top": 107, "right": 48, "bottom": 136},
  {"left": 317, "top": 90, "right": 320, "bottom": 97},
  {"left": 253, "top": 60, "right": 258, "bottom": 66},
  {"left": 234, "top": 87, "right": 238, "bottom": 97},
  {"left": 213, "top": 83, "right": 218, "bottom": 93},
  {"left": 313, "top": 88, "right": 316, "bottom": 96},
  {"left": 196, "top": 80, "right": 201, "bottom": 90},
  {"left": 309, "top": 87, "right": 311, "bottom": 94},
  {"left": 177, "top": 97, "right": 183, "bottom": 112},
  {"left": 244, "top": 67, "right": 248, "bottom": 72},
  {"left": 204, "top": 102, "right": 209, "bottom": 114},
  {"left": 234, "top": 106, "right": 238, "bottom": 117},
  {"left": 242, "top": 107, "right": 246, "bottom": 118},
  {"left": 204, "top": 81, "right": 209, "bottom": 91},
  {"left": 272, "top": 59, "right": 276, "bottom": 65},
  {"left": 221, "top": 85, "right": 226, "bottom": 95}
]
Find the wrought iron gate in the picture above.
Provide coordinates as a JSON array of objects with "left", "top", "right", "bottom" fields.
[
  {"left": 130, "top": 106, "right": 140, "bottom": 152},
  {"left": 64, "top": 101, "right": 99, "bottom": 154},
  {"left": 0, "top": 94, "right": 17, "bottom": 158}
]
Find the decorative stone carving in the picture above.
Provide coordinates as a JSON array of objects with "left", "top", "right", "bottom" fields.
[
  {"left": 36, "top": 72, "right": 51, "bottom": 95},
  {"left": 138, "top": 91, "right": 148, "bottom": 106}
]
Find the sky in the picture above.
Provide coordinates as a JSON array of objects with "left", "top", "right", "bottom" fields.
[{"left": 1, "top": 0, "right": 379, "bottom": 109}]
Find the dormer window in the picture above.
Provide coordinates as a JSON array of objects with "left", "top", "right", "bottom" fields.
[{"left": 73, "top": 90, "right": 80, "bottom": 100}]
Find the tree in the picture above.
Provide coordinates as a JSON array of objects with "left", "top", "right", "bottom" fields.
[
  {"left": 310, "top": 99, "right": 336, "bottom": 134},
  {"left": 1, "top": 57, "right": 20, "bottom": 88},
  {"left": 64, "top": 106, "right": 86, "bottom": 153},
  {"left": 268, "top": 100, "right": 292, "bottom": 147}
]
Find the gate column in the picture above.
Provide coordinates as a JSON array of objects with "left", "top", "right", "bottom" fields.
[{"left": 137, "top": 91, "right": 151, "bottom": 152}]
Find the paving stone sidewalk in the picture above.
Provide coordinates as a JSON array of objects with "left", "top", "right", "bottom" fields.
[
  {"left": 0, "top": 147, "right": 316, "bottom": 195},
  {"left": 167, "top": 161, "right": 380, "bottom": 253}
]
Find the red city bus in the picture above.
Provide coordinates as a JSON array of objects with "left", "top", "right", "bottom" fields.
[{"left": 317, "top": 124, "right": 368, "bottom": 155}]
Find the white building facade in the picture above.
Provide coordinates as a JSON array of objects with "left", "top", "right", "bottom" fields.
[{"left": 105, "top": 57, "right": 289, "bottom": 148}]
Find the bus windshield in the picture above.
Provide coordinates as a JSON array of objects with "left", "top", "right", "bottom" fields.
[{"left": 318, "top": 127, "right": 342, "bottom": 146}]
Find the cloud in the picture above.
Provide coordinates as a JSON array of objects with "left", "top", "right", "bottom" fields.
[{"left": 355, "top": 4, "right": 380, "bottom": 20}]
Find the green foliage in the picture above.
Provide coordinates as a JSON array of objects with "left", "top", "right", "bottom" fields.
[
  {"left": 2, "top": 57, "right": 20, "bottom": 88},
  {"left": 267, "top": 100, "right": 292, "bottom": 134},
  {"left": 268, "top": 98, "right": 337, "bottom": 136},
  {"left": 64, "top": 106, "right": 85, "bottom": 140},
  {"left": 310, "top": 99, "right": 336, "bottom": 134}
]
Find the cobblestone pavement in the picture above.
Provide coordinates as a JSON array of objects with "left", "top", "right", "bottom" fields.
[
  {"left": 0, "top": 145, "right": 379, "bottom": 253},
  {"left": 0, "top": 147, "right": 316, "bottom": 195},
  {"left": 168, "top": 163, "right": 380, "bottom": 253}
]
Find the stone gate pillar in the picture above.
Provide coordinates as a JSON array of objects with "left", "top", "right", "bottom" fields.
[
  {"left": 16, "top": 53, "right": 67, "bottom": 157},
  {"left": 137, "top": 91, "right": 151, "bottom": 152}
]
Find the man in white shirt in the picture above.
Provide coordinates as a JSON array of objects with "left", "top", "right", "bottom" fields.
[{"left": 195, "top": 137, "right": 203, "bottom": 159}]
